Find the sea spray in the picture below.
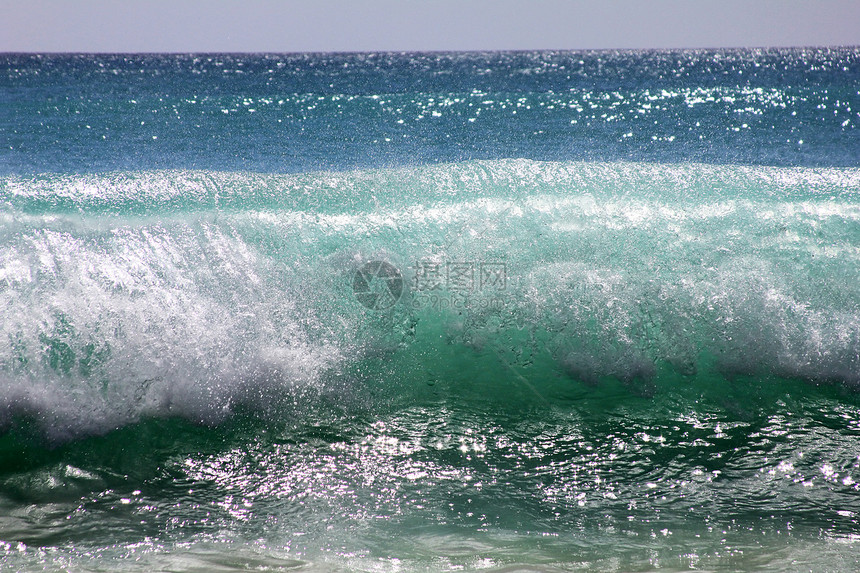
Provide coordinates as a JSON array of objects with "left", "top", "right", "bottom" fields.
[{"left": 2, "top": 160, "right": 859, "bottom": 441}]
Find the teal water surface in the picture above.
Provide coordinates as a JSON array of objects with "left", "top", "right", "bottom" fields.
[{"left": 1, "top": 50, "right": 860, "bottom": 571}]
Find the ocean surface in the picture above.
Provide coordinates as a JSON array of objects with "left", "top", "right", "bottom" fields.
[{"left": 1, "top": 49, "right": 860, "bottom": 571}]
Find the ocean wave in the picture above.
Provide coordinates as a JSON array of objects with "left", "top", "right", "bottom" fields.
[{"left": 2, "top": 159, "right": 860, "bottom": 441}]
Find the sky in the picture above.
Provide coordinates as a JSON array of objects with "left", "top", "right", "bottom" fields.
[{"left": 2, "top": 0, "right": 859, "bottom": 53}]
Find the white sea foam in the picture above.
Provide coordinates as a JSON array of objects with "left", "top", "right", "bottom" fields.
[{"left": 2, "top": 160, "right": 860, "bottom": 439}]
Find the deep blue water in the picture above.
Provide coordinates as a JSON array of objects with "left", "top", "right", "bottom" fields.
[
  {"left": 1, "top": 50, "right": 860, "bottom": 571},
  {"left": 3, "top": 49, "right": 859, "bottom": 174}
]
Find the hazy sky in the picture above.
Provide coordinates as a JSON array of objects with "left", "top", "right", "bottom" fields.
[{"left": 2, "top": 0, "right": 859, "bottom": 53}]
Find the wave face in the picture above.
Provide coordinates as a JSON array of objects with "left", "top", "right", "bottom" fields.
[
  {"left": 2, "top": 160, "right": 859, "bottom": 440},
  {"left": 3, "top": 50, "right": 860, "bottom": 572}
]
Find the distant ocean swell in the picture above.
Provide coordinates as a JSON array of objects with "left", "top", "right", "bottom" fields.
[{"left": 1, "top": 159, "right": 860, "bottom": 441}]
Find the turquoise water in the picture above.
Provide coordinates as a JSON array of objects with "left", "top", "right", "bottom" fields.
[{"left": 2, "top": 51, "right": 860, "bottom": 571}]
